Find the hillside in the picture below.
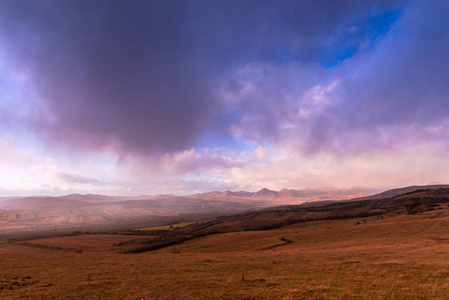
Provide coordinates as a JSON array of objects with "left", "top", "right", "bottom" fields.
[
  {"left": 170, "top": 187, "right": 449, "bottom": 237},
  {"left": 1, "top": 184, "right": 447, "bottom": 240},
  {"left": 3, "top": 188, "right": 449, "bottom": 298},
  {"left": 0, "top": 186, "right": 377, "bottom": 238},
  {"left": 351, "top": 184, "right": 449, "bottom": 201},
  {"left": 0, "top": 195, "right": 259, "bottom": 238}
]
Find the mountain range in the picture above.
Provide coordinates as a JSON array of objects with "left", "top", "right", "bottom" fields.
[
  {"left": 192, "top": 186, "right": 377, "bottom": 202},
  {"left": 1, "top": 184, "right": 448, "bottom": 237}
]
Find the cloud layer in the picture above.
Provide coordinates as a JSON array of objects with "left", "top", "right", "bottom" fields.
[{"left": 0, "top": 0, "right": 448, "bottom": 195}]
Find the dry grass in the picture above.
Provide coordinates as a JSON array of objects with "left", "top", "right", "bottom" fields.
[
  {"left": 15, "top": 234, "right": 150, "bottom": 252},
  {"left": 2, "top": 207, "right": 449, "bottom": 298}
]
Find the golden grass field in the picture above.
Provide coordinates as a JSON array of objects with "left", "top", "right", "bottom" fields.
[{"left": 2, "top": 204, "right": 449, "bottom": 299}]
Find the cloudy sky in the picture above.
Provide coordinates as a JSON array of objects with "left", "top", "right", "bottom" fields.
[{"left": 0, "top": 0, "right": 448, "bottom": 196}]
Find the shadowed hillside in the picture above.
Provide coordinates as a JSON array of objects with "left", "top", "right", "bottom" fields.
[
  {"left": 175, "top": 187, "right": 449, "bottom": 238},
  {"left": 351, "top": 184, "right": 449, "bottom": 201}
]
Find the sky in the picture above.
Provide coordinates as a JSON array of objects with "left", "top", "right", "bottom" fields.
[{"left": 0, "top": 0, "right": 448, "bottom": 196}]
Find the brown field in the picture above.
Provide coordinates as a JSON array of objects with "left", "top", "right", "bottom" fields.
[
  {"left": 14, "top": 234, "right": 154, "bottom": 252},
  {"left": 2, "top": 202, "right": 449, "bottom": 299}
]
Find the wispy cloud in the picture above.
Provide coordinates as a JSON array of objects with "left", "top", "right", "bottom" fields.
[{"left": 56, "top": 172, "right": 104, "bottom": 186}]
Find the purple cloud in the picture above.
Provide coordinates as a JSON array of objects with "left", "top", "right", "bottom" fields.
[
  {"left": 220, "top": 0, "right": 449, "bottom": 156},
  {"left": 0, "top": 1, "right": 217, "bottom": 156},
  {"left": 0, "top": 0, "right": 410, "bottom": 160}
]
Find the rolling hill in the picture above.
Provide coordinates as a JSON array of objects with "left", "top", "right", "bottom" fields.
[
  {"left": 3, "top": 187, "right": 449, "bottom": 299},
  {"left": 1, "top": 184, "right": 447, "bottom": 239},
  {"left": 351, "top": 184, "right": 449, "bottom": 201}
]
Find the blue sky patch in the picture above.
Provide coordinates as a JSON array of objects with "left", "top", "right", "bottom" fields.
[{"left": 321, "top": 9, "right": 403, "bottom": 68}]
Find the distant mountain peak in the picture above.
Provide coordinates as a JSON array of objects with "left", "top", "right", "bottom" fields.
[{"left": 253, "top": 188, "right": 279, "bottom": 198}]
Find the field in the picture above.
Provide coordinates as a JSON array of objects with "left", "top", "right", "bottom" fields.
[
  {"left": 2, "top": 201, "right": 449, "bottom": 299},
  {"left": 137, "top": 221, "right": 198, "bottom": 231}
]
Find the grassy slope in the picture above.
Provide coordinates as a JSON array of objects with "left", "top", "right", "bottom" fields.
[{"left": 2, "top": 205, "right": 449, "bottom": 299}]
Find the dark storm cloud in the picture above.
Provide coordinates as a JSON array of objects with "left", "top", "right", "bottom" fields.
[
  {"left": 0, "top": 0, "right": 212, "bottom": 155},
  {"left": 0, "top": 0, "right": 412, "bottom": 159}
]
